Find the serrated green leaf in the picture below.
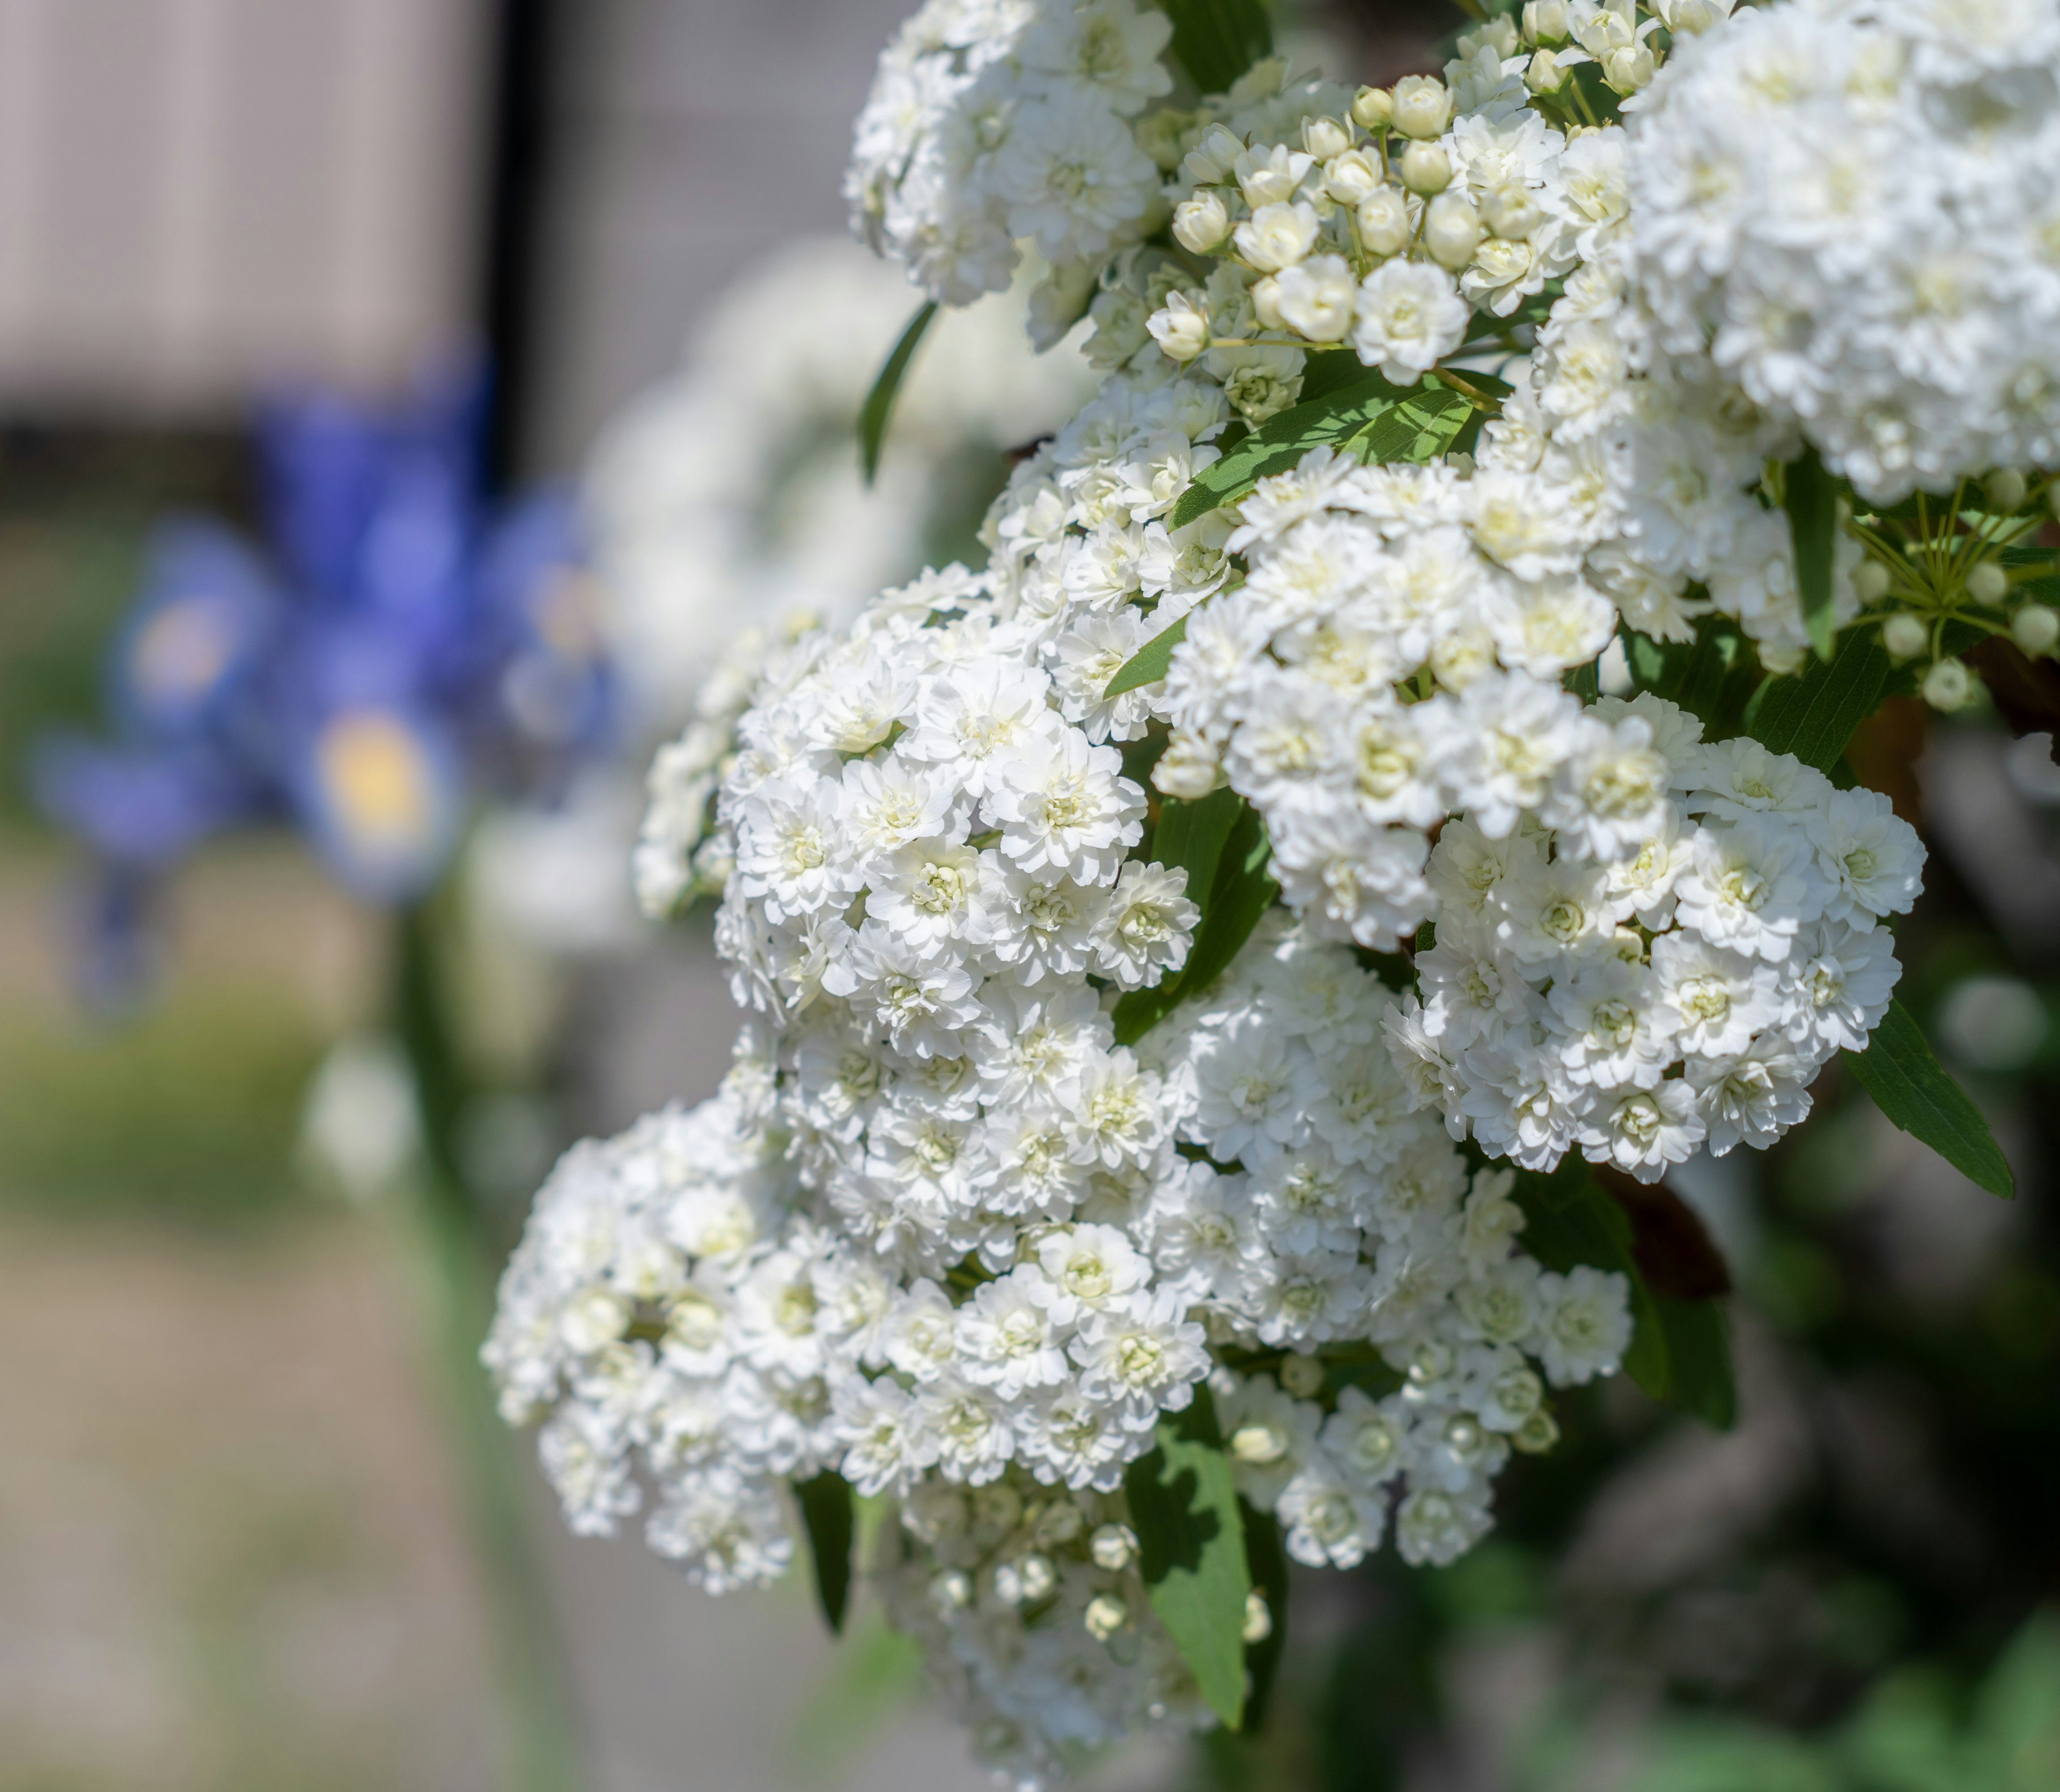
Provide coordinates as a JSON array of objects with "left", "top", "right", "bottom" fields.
[
  {"left": 1651, "top": 1296, "right": 1737, "bottom": 1430},
  {"left": 1106, "top": 613, "right": 1188, "bottom": 697},
  {"left": 795, "top": 1471, "right": 855, "bottom": 1633},
  {"left": 1784, "top": 445, "right": 1840, "bottom": 663},
  {"left": 1161, "top": 0, "right": 1271, "bottom": 94},
  {"left": 1240, "top": 1501, "right": 1289, "bottom": 1731},
  {"left": 1125, "top": 1385, "right": 1249, "bottom": 1729},
  {"left": 1845, "top": 998, "right": 2015, "bottom": 1199},
  {"left": 1740, "top": 625, "right": 1891, "bottom": 772},
  {"left": 858, "top": 301, "right": 937, "bottom": 486},
  {"left": 1166, "top": 375, "right": 1474, "bottom": 530}
]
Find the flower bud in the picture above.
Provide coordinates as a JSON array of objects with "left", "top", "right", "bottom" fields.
[
  {"left": 1325, "top": 148, "right": 1382, "bottom": 206},
  {"left": 1146, "top": 293, "right": 1209, "bottom": 362},
  {"left": 2014, "top": 604, "right": 2059, "bottom": 655},
  {"left": 1356, "top": 186, "right": 1412, "bottom": 255},
  {"left": 1660, "top": 0, "right": 1731, "bottom": 34},
  {"left": 1084, "top": 1594, "right": 1131, "bottom": 1642},
  {"left": 1760, "top": 642, "right": 1805, "bottom": 675},
  {"left": 1882, "top": 613, "right": 1930, "bottom": 659},
  {"left": 1390, "top": 75, "right": 1453, "bottom": 139},
  {"left": 1400, "top": 140, "right": 1452, "bottom": 195},
  {"left": 1526, "top": 48, "right": 1569, "bottom": 92},
  {"left": 1251, "top": 275, "right": 1284, "bottom": 330},
  {"left": 1424, "top": 191, "right": 1484, "bottom": 269},
  {"left": 1523, "top": 0, "right": 1569, "bottom": 43},
  {"left": 1603, "top": 43, "right": 1656, "bottom": 94},
  {"left": 1090, "top": 1522, "right": 1138, "bottom": 1571},
  {"left": 1242, "top": 1591, "right": 1274, "bottom": 1645},
  {"left": 1967, "top": 560, "right": 2010, "bottom": 604},
  {"left": 1985, "top": 468, "right": 2029, "bottom": 512},
  {"left": 1171, "top": 191, "right": 1231, "bottom": 254},
  {"left": 1279, "top": 1353, "right": 1325, "bottom": 1397},
  {"left": 1351, "top": 84, "right": 1393, "bottom": 130},
  {"left": 1482, "top": 181, "right": 1542, "bottom": 239},
  {"left": 1923, "top": 657, "right": 1973, "bottom": 710},
  {"left": 1183, "top": 122, "right": 1246, "bottom": 185},
  {"left": 1851, "top": 558, "right": 1892, "bottom": 603},
  {"left": 929, "top": 1568, "right": 972, "bottom": 1613},
  {"left": 1513, "top": 1407, "right": 1561, "bottom": 1454},
  {"left": 1017, "top": 1552, "right": 1056, "bottom": 1601},
  {"left": 1303, "top": 115, "right": 1351, "bottom": 160},
  {"left": 1153, "top": 728, "right": 1223, "bottom": 797},
  {"left": 1230, "top": 1421, "right": 1289, "bottom": 1465}
]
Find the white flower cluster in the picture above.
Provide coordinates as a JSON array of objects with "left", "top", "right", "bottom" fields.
[
  {"left": 1125, "top": 9, "right": 1889, "bottom": 672},
  {"left": 587, "top": 238, "right": 1093, "bottom": 731},
  {"left": 845, "top": 0, "right": 1175, "bottom": 314},
  {"left": 877, "top": 1472, "right": 1213, "bottom": 1783},
  {"left": 1628, "top": 0, "right": 2060, "bottom": 502}
]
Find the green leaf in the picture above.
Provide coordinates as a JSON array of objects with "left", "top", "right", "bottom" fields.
[
  {"left": 1167, "top": 375, "right": 1475, "bottom": 529},
  {"left": 1106, "top": 612, "right": 1189, "bottom": 697},
  {"left": 1150, "top": 785, "right": 1242, "bottom": 903},
  {"left": 795, "top": 1471, "right": 855, "bottom": 1633},
  {"left": 1740, "top": 625, "right": 1891, "bottom": 772},
  {"left": 1124, "top": 1385, "right": 1250, "bottom": 1728},
  {"left": 1651, "top": 1296, "right": 1737, "bottom": 1430},
  {"left": 858, "top": 301, "right": 937, "bottom": 486},
  {"left": 1845, "top": 998, "right": 2015, "bottom": 1199},
  {"left": 1516, "top": 1174, "right": 1671, "bottom": 1400},
  {"left": 1784, "top": 445, "right": 1840, "bottom": 663},
  {"left": 1624, "top": 615, "right": 1763, "bottom": 738},
  {"left": 1161, "top": 0, "right": 1271, "bottom": 94},
  {"left": 1115, "top": 802, "right": 1277, "bottom": 1044},
  {"left": 1239, "top": 1501, "right": 1290, "bottom": 1731}
]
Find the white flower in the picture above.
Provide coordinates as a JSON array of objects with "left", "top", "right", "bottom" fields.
[
  {"left": 1577, "top": 1079, "right": 1706, "bottom": 1182},
  {"left": 987, "top": 726, "right": 1146, "bottom": 881},
  {"left": 1093, "top": 859, "right": 1200, "bottom": 988},
  {"left": 956, "top": 1267, "right": 1073, "bottom": 1397},
  {"left": 1278, "top": 1464, "right": 1386, "bottom": 1568},
  {"left": 1653, "top": 931, "right": 1780, "bottom": 1058},
  {"left": 1351, "top": 260, "right": 1470, "bottom": 384},
  {"left": 1690, "top": 1037, "right": 1815, "bottom": 1155},
  {"left": 1808, "top": 787, "right": 1925, "bottom": 924},
  {"left": 996, "top": 86, "right": 1161, "bottom": 266},
  {"left": 1532, "top": 1264, "right": 1632, "bottom": 1386},
  {"left": 1271, "top": 254, "right": 1360, "bottom": 343},
  {"left": 1673, "top": 814, "right": 1830, "bottom": 963},
  {"left": 1070, "top": 1289, "right": 1211, "bottom": 1423}
]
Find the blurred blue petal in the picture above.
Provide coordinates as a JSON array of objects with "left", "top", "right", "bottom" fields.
[
  {"left": 289, "top": 704, "right": 462, "bottom": 902},
  {"left": 32, "top": 735, "right": 260, "bottom": 867},
  {"left": 110, "top": 520, "right": 280, "bottom": 741}
]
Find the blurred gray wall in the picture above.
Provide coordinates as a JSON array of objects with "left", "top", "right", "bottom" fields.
[
  {"left": 518, "top": 0, "right": 915, "bottom": 473},
  {"left": 0, "top": 0, "right": 490, "bottom": 416}
]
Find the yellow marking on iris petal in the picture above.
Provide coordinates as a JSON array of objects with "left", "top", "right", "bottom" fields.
[{"left": 317, "top": 711, "right": 434, "bottom": 854}]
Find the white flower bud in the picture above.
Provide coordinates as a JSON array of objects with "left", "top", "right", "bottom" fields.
[
  {"left": 1986, "top": 469, "right": 2028, "bottom": 512},
  {"left": 1424, "top": 191, "right": 1485, "bottom": 269},
  {"left": 1526, "top": 48, "right": 1569, "bottom": 92},
  {"left": 1923, "top": 658, "right": 1973, "bottom": 710},
  {"left": 1459, "top": 15, "right": 1520, "bottom": 59},
  {"left": 1967, "top": 561, "right": 2010, "bottom": 604},
  {"left": 1090, "top": 1522, "right": 1138, "bottom": 1571},
  {"left": 1146, "top": 292, "right": 1209, "bottom": 362},
  {"left": 2014, "top": 605, "right": 2059, "bottom": 655},
  {"left": 1171, "top": 191, "right": 1231, "bottom": 254},
  {"left": 1251, "top": 275, "right": 1284, "bottom": 330},
  {"left": 1482, "top": 181, "right": 1543, "bottom": 240},
  {"left": 1325, "top": 148, "right": 1382, "bottom": 206},
  {"left": 1523, "top": 0, "right": 1569, "bottom": 43},
  {"left": 1400, "top": 140, "right": 1453, "bottom": 195},
  {"left": 1279, "top": 1354, "right": 1325, "bottom": 1397},
  {"left": 1303, "top": 115, "right": 1351, "bottom": 160},
  {"left": 1603, "top": 43, "right": 1656, "bottom": 94},
  {"left": 1234, "top": 199, "right": 1321, "bottom": 273},
  {"left": 1356, "top": 187, "right": 1412, "bottom": 256},
  {"left": 1230, "top": 1421, "right": 1289, "bottom": 1465},
  {"left": 1184, "top": 122, "right": 1246, "bottom": 186},
  {"left": 1852, "top": 559, "right": 1892, "bottom": 603},
  {"left": 1085, "top": 1594, "right": 1131, "bottom": 1642},
  {"left": 1882, "top": 613, "right": 1930, "bottom": 658},
  {"left": 929, "top": 1568, "right": 972, "bottom": 1613},
  {"left": 1351, "top": 85, "right": 1393, "bottom": 130},
  {"left": 1242, "top": 1591, "right": 1273, "bottom": 1644},
  {"left": 1514, "top": 1407, "right": 1561, "bottom": 1454},
  {"left": 1016, "top": 1552, "right": 1056, "bottom": 1601},
  {"left": 1390, "top": 75, "right": 1453, "bottom": 139},
  {"left": 1657, "top": 0, "right": 1734, "bottom": 33}
]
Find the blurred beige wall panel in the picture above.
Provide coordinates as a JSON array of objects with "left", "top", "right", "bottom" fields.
[{"left": 0, "top": 0, "right": 490, "bottom": 418}]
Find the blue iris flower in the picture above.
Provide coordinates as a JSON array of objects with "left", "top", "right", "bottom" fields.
[{"left": 33, "top": 349, "right": 614, "bottom": 994}]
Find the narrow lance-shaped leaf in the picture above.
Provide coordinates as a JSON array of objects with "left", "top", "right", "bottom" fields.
[
  {"left": 1106, "top": 612, "right": 1188, "bottom": 697},
  {"left": 795, "top": 1471, "right": 855, "bottom": 1633},
  {"left": 1124, "top": 1384, "right": 1250, "bottom": 1729},
  {"left": 1845, "top": 998, "right": 2015, "bottom": 1198},
  {"left": 1160, "top": 0, "right": 1271, "bottom": 95},
  {"left": 1651, "top": 1296, "right": 1737, "bottom": 1431},
  {"left": 858, "top": 300, "right": 937, "bottom": 486},
  {"left": 1740, "top": 624, "right": 1891, "bottom": 772},
  {"left": 1784, "top": 445, "right": 1840, "bottom": 663}
]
